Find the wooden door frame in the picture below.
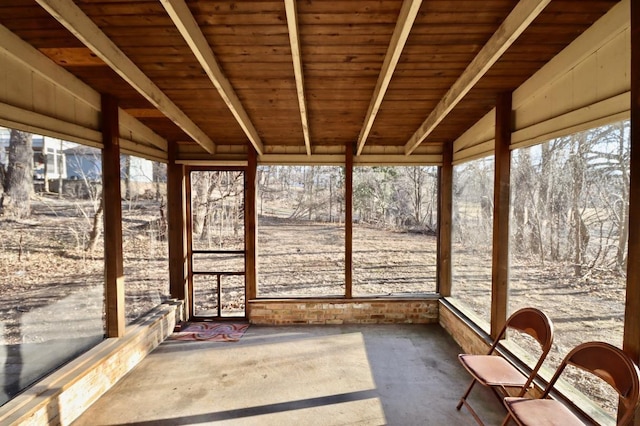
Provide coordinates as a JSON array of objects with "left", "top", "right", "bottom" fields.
[{"left": 184, "top": 165, "right": 251, "bottom": 320}]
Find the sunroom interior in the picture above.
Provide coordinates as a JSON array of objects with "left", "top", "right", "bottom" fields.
[{"left": 0, "top": 0, "right": 639, "bottom": 424}]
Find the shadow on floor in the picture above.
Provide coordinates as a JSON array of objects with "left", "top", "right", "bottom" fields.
[{"left": 73, "top": 324, "right": 505, "bottom": 426}]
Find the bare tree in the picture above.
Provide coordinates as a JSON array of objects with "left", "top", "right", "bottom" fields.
[
  {"left": 1, "top": 130, "right": 33, "bottom": 218},
  {"left": 568, "top": 134, "right": 590, "bottom": 276},
  {"left": 191, "top": 171, "right": 243, "bottom": 247},
  {"left": 587, "top": 121, "right": 630, "bottom": 272}
]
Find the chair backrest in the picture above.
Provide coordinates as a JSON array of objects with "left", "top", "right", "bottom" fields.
[
  {"left": 540, "top": 341, "right": 640, "bottom": 426},
  {"left": 488, "top": 307, "right": 554, "bottom": 396}
]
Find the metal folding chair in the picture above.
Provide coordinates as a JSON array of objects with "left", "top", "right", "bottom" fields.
[
  {"left": 503, "top": 341, "right": 640, "bottom": 426},
  {"left": 456, "top": 307, "right": 554, "bottom": 425}
]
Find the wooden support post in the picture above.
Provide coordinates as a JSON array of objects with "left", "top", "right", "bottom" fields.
[
  {"left": 625, "top": 0, "right": 640, "bottom": 374},
  {"left": 345, "top": 143, "right": 354, "bottom": 298},
  {"left": 437, "top": 143, "right": 453, "bottom": 296},
  {"left": 491, "top": 92, "right": 512, "bottom": 339},
  {"left": 246, "top": 147, "right": 258, "bottom": 307},
  {"left": 184, "top": 170, "right": 194, "bottom": 319},
  {"left": 101, "top": 94, "right": 125, "bottom": 337},
  {"left": 168, "top": 142, "right": 188, "bottom": 318}
]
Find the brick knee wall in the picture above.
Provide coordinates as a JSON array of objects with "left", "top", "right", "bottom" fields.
[{"left": 248, "top": 298, "right": 439, "bottom": 325}]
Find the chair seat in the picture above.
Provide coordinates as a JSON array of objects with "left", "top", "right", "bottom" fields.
[
  {"left": 458, "top": 354, "right": 526, "bottom": 387},
  {"left": 504, "top": 397, "right": 585, "bottom": 426}
]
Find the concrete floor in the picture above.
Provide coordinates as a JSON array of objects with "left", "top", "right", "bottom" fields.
[{"left": 72, "top": 324, "right": 505, "bottom": 426}]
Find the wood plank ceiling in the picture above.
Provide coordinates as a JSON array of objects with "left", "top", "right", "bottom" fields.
[{"left": 0, "top": 0, "right": 620, "bottom": 162}]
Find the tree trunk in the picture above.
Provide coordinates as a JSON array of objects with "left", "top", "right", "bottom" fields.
[
  {"left": 57, "top": 138, "right": 64, "bottom": 197},
  {"left": 152, "top": 162, "right": 161, "bottom": 201},
  {"left": 2, "top": 130, "right": 33, "bottom": 218},
  {"left": 412, "top": 167, "right": 423, "bottom": 225},
  {"left": 124, "top": 155, "right": 131, "bottom": 200},
  {"left": 87, "top": 196, "right": 104, "bottom": 252},
  {"left": 306, "top": 167, "right": 315, "bottom": 220},
  {"left": 616, "top": 122, "right": 630, "bottom": 271},
  {"left": 512, "top": 150, "right": 529, "bottom": 254},
  {"left": 329, "top": 173, "right": 333, "bottom": 222},
  {"left": 569, "top": 136, "right": 588, "bottom": 277}
]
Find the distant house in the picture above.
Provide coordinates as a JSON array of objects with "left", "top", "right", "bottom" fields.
[
  {"left": 0, "top": 127, "right": 67, "bottom": 181},
  {"left": 64, "top": 145, "right": 102, "bottom": 181},
  {"left": 1, "top": 127, "right": 157, "bottom": 196},
  {"left": 64, "top": 146, "right": 154, "bottom": 184}
]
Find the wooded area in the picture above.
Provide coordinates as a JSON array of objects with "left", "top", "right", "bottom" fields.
[
  {"left": 450, "top": 121, "right": 631, "bottom": 415},
  {"left": 256, "top": 165, "right": 438, "bottom": 232},
  {"left": 0, "top": 129, "right": 170, "bottom": 325},
  {"left": 453, "top": 121, "right": 630, "bottom": 280}
]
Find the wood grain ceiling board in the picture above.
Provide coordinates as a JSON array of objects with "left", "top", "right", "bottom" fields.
[
  {"left": 365, "top": 0, "right": 515, "bottom": 148},
  {"left": 0, "top": 0, "right": 624, "bottom": 156},
  {"left": 0, "top": 1, "right": 192, "bottom": 146},
  {"left": 298, "top": 0, "right": 402, "bottom": 147},
  {"left": 186, "top": 0, "right": 304, "bottom": 148},
  {"left": 0, "top": 3, "right": 81, "bottom": 47},
  {"left": 74, "top": 0, "right": 250, "bottom": 147},
  {"left": 425, "top": 0, "right": 620, "bottom": 146}
]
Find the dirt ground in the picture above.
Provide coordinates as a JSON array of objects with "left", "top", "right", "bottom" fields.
[
  {"left": 452, "top": 246, "right": 625, "bottom": 416},
  {"left": 0, "top": 196, "right": 626, "bottom": 416},
  {"left": 0, "top": 195, "right": 169, "bottom": 346},
  {"left": 257, "top": 216, "right": 436, "bottom": 297}
]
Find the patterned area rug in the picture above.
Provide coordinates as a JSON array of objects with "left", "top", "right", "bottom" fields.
[{"left": 170, "top": 322, "right": 249, "bottom": 342}]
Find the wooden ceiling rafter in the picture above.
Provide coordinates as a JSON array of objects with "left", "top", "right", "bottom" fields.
[
  {"left": 356, "top": 0, "right": 423, "bottom": 156},
  {"left": 284, "top": 0, "right": 311, "bottom": 156},
  {"left": 35, "top": 0, "right": 215, "bottom": 155},
  {"left": 403, "top": 0, "right": 552, "bottom": 155},
  {"left": 0, "top": 0, "right": 619, "bottom": 161},
  {"left": 160, "top": 0, "right": 265, "bottom": 156}
]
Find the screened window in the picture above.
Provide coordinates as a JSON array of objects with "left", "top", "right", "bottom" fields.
[
  {"left": 0, "top": 130, "right": 104, "bottom": 406},
  {"left": 450, "top": 157, "right": 494, "bottom": 325},
  {"left": 121, "top": 156, "right": 170, "bottom": 324},
  {"left": 352, "top": 166, "right": 438, "bottom": 296},
  {"left": 257, "top": 166, "right": 345, "bottom": 297},
  {"left": 508, "top": 120, "right": 629, "bottom": 416}
]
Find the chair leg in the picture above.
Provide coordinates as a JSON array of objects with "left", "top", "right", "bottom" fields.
[
  {"left": 457, "top": 379, "right": 477, "bottom": 410},
  {"left": 501, "top": 413, "right": 512, "bottom": 426}
]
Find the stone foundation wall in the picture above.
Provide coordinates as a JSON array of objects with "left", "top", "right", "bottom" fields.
[{"left": 248, "top": 298, "right": 439, "bottom": 325}]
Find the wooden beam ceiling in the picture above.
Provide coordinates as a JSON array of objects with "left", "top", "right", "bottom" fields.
[
  {"left": 35, "top": 0, "right": 215, "bottom": 154},
  {"left": 160, "top": 0, "right": 265, "bottom": 156},
  {"left": 0, "top": 0, "right": 619, "bottom": 162},
  {"left": 284, "top": 0, "right": 311, "bottom": 156},
  {"left": 356, "top": 0, "right": 422, "bottom": 156},
  {"left": 404, "top": 0, "right": 552, "bottom": 155}
]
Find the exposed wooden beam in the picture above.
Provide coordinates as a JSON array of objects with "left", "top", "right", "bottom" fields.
[
  {"left": 124, "top": 108, "right": 167, "bottom": 119},
  {"left": 119, "top": 139, "right": 167, "bottom": 163},
  {"left": 404, "top": 0, "right": 551, "bottom": 155},
  {"left": 119, "top": 109, "right": 168, "bottom": 152},
  {"left": 160, "top": 0, "right": 264, "bottom": 156},
  {"left": 284, "top": 0, "right": 311, "bottom": 156},
  {"left": 0, "top": 101, "right": 102, "bottom": 148},
  {"left": 36, "top": 0, "right": 215, "bottom": 154},
  {"left": 357, "top": 0, "right": 422, "bottom": 156},
  {"left": 258, "top": 153, "right": 442, "bottom": 165}
]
